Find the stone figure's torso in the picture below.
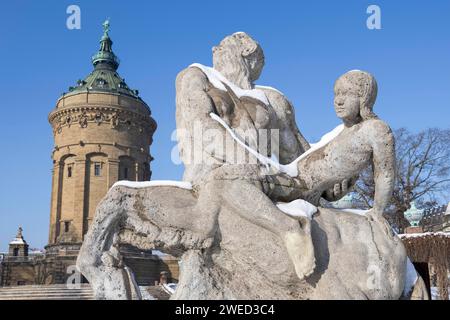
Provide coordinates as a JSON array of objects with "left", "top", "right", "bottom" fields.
[
  {"left": 177, "top": 66, "right": 307, "bottom": 200},
  {"left": 180, "top": 68, "right": 283, "bottom": 186},
  {"left": 206, "top": 84, "right": 278, "bottom": 153},
  {"left": 298, "top": 121, "right": 375, "bottom": 203}
]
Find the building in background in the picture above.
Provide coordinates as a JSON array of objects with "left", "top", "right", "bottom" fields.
[
  {"left": 401, "top": 202, "right": 450, "bottom": 300},
  {"left": 0, "top": 21, "right": 179, "bottom": 289},
  {"left": 420, "top": 203, "right": 450, "bottom": 233},
  {"left": 0, "top": 228, "right": 45, "bottom": 286},
  {"left": 47, "top": 19, "right": 156, "bottom": 248}
]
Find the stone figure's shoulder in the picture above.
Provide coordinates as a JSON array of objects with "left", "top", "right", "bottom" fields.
[
  {"left": 176, "top": 66, "right": 209, "bottom": 90},
  {"left": 256, "top": 85, "right": 287, "bottom": 103},
  {"left": 256, "top": 85, "right": 294, "bottom": 118},
  {"left": 362, "top": 118, "right": 394, "bottom": 142}
]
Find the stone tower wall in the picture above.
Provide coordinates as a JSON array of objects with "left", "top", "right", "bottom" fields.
[{"left": 48, "top": 91, "right": 155, "bottom": 245}]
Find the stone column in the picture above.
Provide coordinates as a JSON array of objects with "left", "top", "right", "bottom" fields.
[
  {"left": 135, "top": 162, "right": 139, "bottom": 181},
  {"left": 107, "top": 158, "right": 120, "bottom": 188},
  {"left": 73, "top": 157, "right": 87, "bottom": 242}
]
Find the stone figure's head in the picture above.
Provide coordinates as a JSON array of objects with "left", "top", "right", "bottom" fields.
[
  {"left": 334, "top": 70, "right": 378, "bottom": 124},
  {"left": 212, "top": 32, "right": 265, "bottom": 86}
]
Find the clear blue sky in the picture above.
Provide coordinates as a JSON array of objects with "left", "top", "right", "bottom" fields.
[{"left": 0, "top": 0, "right": 449, "bottom": 251}]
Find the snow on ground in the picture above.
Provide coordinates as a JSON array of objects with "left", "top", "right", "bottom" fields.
[
  {"left": 190, "top": 63, "right": 269, "bottom": 105},
  {"left": 276, "top": 199, "right": 317, "bottom": 220},
  {"left": 431, "top": 287, "right": 450, "bottom": 300},
  {"left": 112, "top": 180, "right": 192, "bottom": 190}
]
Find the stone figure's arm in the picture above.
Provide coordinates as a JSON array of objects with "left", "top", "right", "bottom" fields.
[
  {"left": 283, "top": 99, "right": 311, "bottom": 158},
  {"left": 261, "top": 88, "right": 310, "bottom": 164},
  {"left": 175, "top": 67, "right": 228, "bottom": 164},
  {"left": 263, "top": 88, "right": 355, "bottom": 202},
  {"left": 369, "top": 120, "right": 396, "bottom": 214}
]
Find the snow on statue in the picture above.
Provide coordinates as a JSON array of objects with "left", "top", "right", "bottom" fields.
[{"left": 77, "top": 32, "right": 428, "bottom": 300}]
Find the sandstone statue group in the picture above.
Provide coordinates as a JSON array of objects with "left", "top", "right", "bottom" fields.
[{"left": 76, "top": 32, "right": 428, "bottom": 300}]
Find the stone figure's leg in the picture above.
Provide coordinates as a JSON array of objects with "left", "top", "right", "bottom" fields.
[
  {"left": 77, "top": 187, "right": 136, "bottom": 300},
  {"left": 208, "top": 178, "right": 315, "bottom": 280},
  {"left": 78, "top": 185, "right": 209, "bottom": 300},
  {"left": 118, "top": 186, "right": 216, "bottom": 255}
]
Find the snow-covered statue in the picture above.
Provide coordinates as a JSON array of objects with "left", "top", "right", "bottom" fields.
[{"left": 77, "top": 32, "right": 428, "bottom": 300}]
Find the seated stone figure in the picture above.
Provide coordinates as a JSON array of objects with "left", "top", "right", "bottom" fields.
[
  {"left": 173, "top": 32, "right": 355, "bottom": 281},
  {"left": 211, "top": 69, "right": 395, "bottom": 227},
  {"left": 290, "top": 70, "right": 395, "bottom": 224},
  {"left": 173, "top": 32, "right": 319, "bottom": 281}
]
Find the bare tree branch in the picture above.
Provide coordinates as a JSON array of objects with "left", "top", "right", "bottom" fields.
[{"left": 353, "top": 127, "right": 450, "bottom": 232}]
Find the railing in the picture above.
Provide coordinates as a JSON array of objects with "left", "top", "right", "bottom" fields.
[{"left": 2, "top": 255, "right": 45, "bottom": 263}]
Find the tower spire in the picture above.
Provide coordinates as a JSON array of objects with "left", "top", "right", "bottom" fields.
[{"left": 92, "top": 19, "right": 120, "bottom": 70}]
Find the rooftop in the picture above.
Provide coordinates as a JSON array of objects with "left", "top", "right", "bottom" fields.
[{"left": 62, "top": 20, "right": 142, "bottom": 100}]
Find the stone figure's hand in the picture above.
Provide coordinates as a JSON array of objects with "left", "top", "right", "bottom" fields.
[
  {"left": 322, "top": 176, "right": 358, "bottom": 202},
  {"left": 265, "top": 173, "right": 304, "bottom": 202}
]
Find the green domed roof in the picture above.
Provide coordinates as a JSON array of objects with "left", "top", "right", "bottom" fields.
[{"left": 64, "top": 20, "right": 141, "bottom": 100}]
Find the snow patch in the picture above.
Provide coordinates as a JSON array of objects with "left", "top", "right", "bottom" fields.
[
  {"left": 190, "top": 63, "right": 269, "bottom": 105},
  {"left": 341, "top": 209, "right": 370, "bottom": 216},
  {"left": 112, "top": 180, "right": 192, "bottom": 190},
  {"left": 398, "top": 232, "right": 450, "bottom": 239},
  {"left": 162, "top": 283, "right": 177, "bottom": 295},
  {"left": 210, "top": 112, "right": 344, "bottom": 177},
  {"left": 210, "top": 112, "right": 280, "bottom": 173},
  {"left": 276, "top": 199, "right": 318, "bottom": 220},
  {"left": 255, "top": 85, "right": 284, "bottom": 96},
  {"left": 431, "top": 286, "right": 450, "bottom": 300},
  {"left": 9, "top": 238, "right": 25, "bottom": 245},
  {"left": 281, "top": 124, "right": 345, "bottom": 177},
  {"left": 403, "top": 257, "right": 418, "bottom": 297},
  {"left": 139, "top": 286, "right": 156, "bottom": 300},
  {"left": 152, "top": 250, "right": 168, "bottom": 256}
]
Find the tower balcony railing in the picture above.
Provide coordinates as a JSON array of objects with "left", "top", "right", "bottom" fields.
[
  {"left": 2, "top": 255, "right": 45, "bottom": 263},
  {"left": 92, "top": 51, "right": 120, "bottom": 66}
]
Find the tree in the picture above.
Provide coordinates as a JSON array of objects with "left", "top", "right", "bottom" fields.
[{"left": 353, "top": 128, "right": 450, "bottom": 233}]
